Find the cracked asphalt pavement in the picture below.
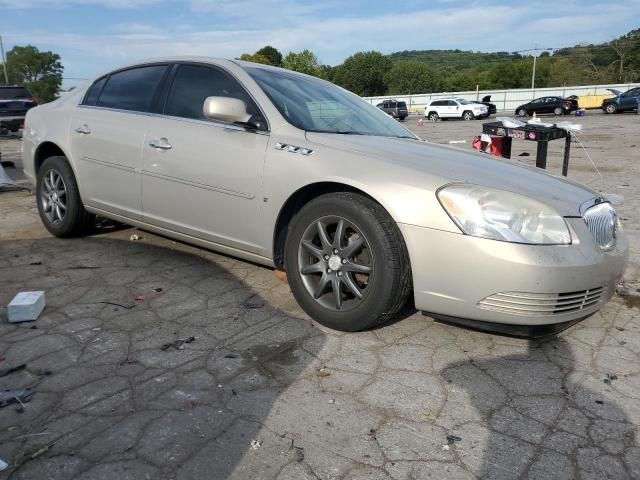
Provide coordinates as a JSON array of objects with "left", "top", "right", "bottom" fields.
[{"left": 1, "top": 112, "right": 639, "bottom": 479}]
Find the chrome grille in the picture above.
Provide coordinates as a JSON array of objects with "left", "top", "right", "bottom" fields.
[
  {"left": 478, "top": 287, "right": 605, "bottom": 316},
  {"left": 583, "top": 202, "right": 617, "bottom": 250}
]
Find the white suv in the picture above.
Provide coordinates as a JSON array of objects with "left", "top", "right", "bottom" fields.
[{"left": 424, "top": 98, "right": 488, "bottom": 121}]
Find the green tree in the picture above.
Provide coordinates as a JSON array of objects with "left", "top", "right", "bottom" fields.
[
  {"left": 385, "top": 61, "right": 442, "bottom": 94},
  {"left": 333, "top": 51, "right": 392, "bottom": 96},
  {"left": 238, "top": 53, "right": 270, "bottom": 65},
  {"left": 5, "top": 45, "right": 63, "bottom": 103},
  {"left": 282, "top": 49, "right": 320, "bottom": 76},
  {"left": 255, "top": 46, "right": 283, "bottom": 67}
]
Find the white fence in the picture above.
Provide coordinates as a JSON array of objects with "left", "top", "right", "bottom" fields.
[{"left": 363, "top": 83, "right": 640, "bottom": 114}]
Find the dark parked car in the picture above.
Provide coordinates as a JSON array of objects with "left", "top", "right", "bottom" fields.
[
  {"left": 515, "top": 96, "right": 578, "bottom": 116},
  {"left": 376, "top": 99, "right": 408, "bottom": 120},
  {"left": 0, "top": 85, "right": 37, "bottom": 131},
  {"left": 602, "top": 87, "right": 640, "bottom": 114}
]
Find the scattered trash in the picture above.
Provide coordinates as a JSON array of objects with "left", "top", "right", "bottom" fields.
[
  {"left": 99, "top": 301, "right": 136, "bottom": 310},
  {"left": 442, "top": 444, "right": 450, "bottom": 451},
  {"left": 135, "top": 295, "right": 145, "bottom": 302},
  {"left": 421, "top": 411, "right": 437, "bottom": 422},
  {"left": 448, "top": 140, "right": 466, "bottom": 144},
  {"left": 0, "top": 458, "right": 7, "bottom": 471},
  {"left": 316, "top": 369, "right": 330, "bottom": 378},
  {"left": 616, "top": 283, "right": 629, "bottom": 297},
  {"left": 160, "top": 336, "right": 195, "bottom": 351},
  {"left": 604, "top": 373, "right": 618, "bottom": 385},
  {"left": 328, "top": 399, "right": 335, "bottom": 404},
  {"left": 223, "top": 353, "right": 238, "bottom": 359},
  {"left": 446, "top": 435, "right": 462, "bottom": 445},
  {"left": 274, "top": 270, "right": 288, "bottom": 284},
  {"left": 29, "top": 261, "right": 42, "bottom": 266},
  {"left": 129, "top": 234, "right": 142, "bottom": 241},
  {"left": 242, "top": 300, "right": 264, "bottom": 309},
  {"left": 0, "top": 364, "right": 26, "bottom": 378},
  {"left": 617, "top": 183, "right": 630, "bottom": 189},
  {"left": 231, "top": 389, "right": 238, "bottom": 396},
  {"left": 250, "top": 440, "right": 262, "bottom": 450},
  {"left": 595, "top": 400, "right": 604, "bottom": 405},
  {"left": 67, "top": 265, "right": 100, "bottom": 270},
  {"left": 294, "top": 446, "right": 305, "bottom": 462},
  {"left": 217, "top": 384, "right": 223, "bottom": 388},
  {"left": 518, "top": 152, "right": 530, "bottom": 156},
  {"left": 0, "top": 388, "right": 34, "bottom": 409},
  {"left": 153, "top": 287, "right": 163, "bottom": 293},
  {"left": 8, "top": 291, "right": 46, "bottom": 323}
]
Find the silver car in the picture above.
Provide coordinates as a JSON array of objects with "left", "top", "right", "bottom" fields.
[{"left": 22, "top": 57, "right": 628, "bottom": 336}]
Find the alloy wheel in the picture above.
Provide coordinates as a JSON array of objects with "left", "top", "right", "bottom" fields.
[
  {"left": 40, "top": 169, "right": 67, "bottom": 224},
  {"left": 298, "top": 216, "right": 373, "bottom": 311}
]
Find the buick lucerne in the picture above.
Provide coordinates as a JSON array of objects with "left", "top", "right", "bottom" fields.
[{"left": 23, "top": 57, "right": 628, "bottom": 336}]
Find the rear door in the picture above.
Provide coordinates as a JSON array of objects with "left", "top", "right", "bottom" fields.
[
  {"left": 140, "top": 62, "right": 269, "bottom": 253},
  {"left": 70, "top": 64, "right": 169, "bottom": 220}
]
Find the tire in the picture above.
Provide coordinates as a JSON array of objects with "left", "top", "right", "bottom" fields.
[
  {"left": 428, "top": 112, "right": 439, "bottom": 121},
  {"left": 553, "top": 107, "right": 563, "bottom": 115},
  {"left": 462, "top": 111, "right": 474, "bottom": 121},
  {"left": 36, "top": 156, "right": 95, "bottom": 237},
  {"left": 284, "top": 192, "right": 412, "bottom": 332},
  {"left": 604, "top": 103, "right": 618, "bottom": 114},
  {"left": 517, "top": 108, "right": 528, "bottom": 117}
]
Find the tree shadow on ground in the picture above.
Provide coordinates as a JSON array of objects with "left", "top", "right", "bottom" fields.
[
  {"left": 442, "top": 337, "right": 637, "bottom": 479},
  {"left": 0, "top": 234, "right": 326, "bottom": 480}
]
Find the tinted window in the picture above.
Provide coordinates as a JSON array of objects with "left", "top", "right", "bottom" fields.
[
  {"left": 531, "top": 98, "right": 543, "bottom": 104},
  {"left": 0, "top": 87, "right": 31, "bottom": 99},
  {"left": 164, "top": 64, "right": 263, "bottom": 128},
  {"left": 431, "top": 100, "right": 445, "bottom": 106},
  {"left": 397, "top": 102, "right": 407, "bottom": 108},
  {"left": 448, "top": 100, "right": 457, "bottom": 106},
  {"left": 97, "top": 65, "right": 167, "bottom": 112},
  {"left": 626, "top": 88, "right": 640, "bottom": 96},
  {"left": 82, "top": 77, "right": 107, "bottom": 106}
]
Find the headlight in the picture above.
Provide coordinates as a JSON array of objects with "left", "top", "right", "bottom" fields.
[{"left": 437, "top": 184, "right": 571, "bottom": 245}]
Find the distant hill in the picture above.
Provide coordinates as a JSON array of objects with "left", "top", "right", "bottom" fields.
[{"left": 388, "top": 49, "right": 524, "bottom": 71}]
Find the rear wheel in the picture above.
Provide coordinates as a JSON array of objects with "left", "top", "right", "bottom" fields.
[
  {"left": 284, "top": 193, "right": 411, "bottom": 332},
  {"left": 428, "top": 112, "right": 439, "bottom": 121},
  {"left": 36, "top": 156, "right": 95, "bottom": 237},
  {"left": 604, "top": 103, "right": 618, "bottom": 114},
  {"left": 462, "top": 111, "right": 474, "bottom": 121},
  {"left": 517, "top": 108, "right": 528, "bottom": 117},
  {"left": 553, "top": 107, "right": 563, "bottom": 115}
]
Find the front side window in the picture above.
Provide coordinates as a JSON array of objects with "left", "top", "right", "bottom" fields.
[
  {"left": 245, "top": 66, "right": 415, "bottom": 139},
  {"left": 448, "top": 100, "right": 457, "bottom": 106},
  {"left": 96, "top": 65, "right": 167, "bottom": 112},
  {"left": 164, "top": 64, "right": 265, "bottom": 129}
]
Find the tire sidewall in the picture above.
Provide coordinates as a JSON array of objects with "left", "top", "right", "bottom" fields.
[
  {"left": 36, "top": 156, "right": 86, "bottom": 237},
  {"left": 284, "top": 195, "right": 403, "bottom": 331}
]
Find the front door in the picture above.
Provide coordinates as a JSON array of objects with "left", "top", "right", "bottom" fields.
[
  {"left": 70, "top": 64, "right": 168, "bottom": 220},
  {"left": 141, "top": 63, "right": 269, "bottom": 254}
]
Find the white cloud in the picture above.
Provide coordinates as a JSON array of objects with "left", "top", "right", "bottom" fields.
[{"left": 0, "top": 0, "right": 159, "bottom": 8}]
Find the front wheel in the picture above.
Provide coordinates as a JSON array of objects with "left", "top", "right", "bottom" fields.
[
  {"left": 36, "top": 156, "right": 95, "bottom": 237},
  {"left": 462, "top": 111, "right": 474, "bottom": 121},
  {"left": 284, "top": 193, "right": 412, "bottom": 331},
  {"left": 428, "top": 112, "right": 439, "bottom": 121},
  {"left": 604, "top": 103, "right": 618, "bottom": 114}
]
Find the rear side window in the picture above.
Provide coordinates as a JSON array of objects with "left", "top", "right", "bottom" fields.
[
  {"left": 82, "top": 77, "right": 107, "bottom": 106},
  {"left": 164, "top": 64, "right": 263, "bottom": 127},
  {"left": 97, "top": 65, "right": 167, "bottom": 112}
]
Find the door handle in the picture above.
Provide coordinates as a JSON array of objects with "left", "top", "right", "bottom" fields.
[
  {"left": 74, "top": 125, "right": 91, "bottom": 135},
  {"left": 149, "top": 138, "right": 172, "bottom": 150}
]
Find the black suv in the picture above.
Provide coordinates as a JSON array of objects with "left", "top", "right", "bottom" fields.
[
  {"left": 376, "top": 99, "right": 408, "bottom": 120},
  {"left": 602, "top": 87, "right": 640, "bottom": 114},
  {"left": 0, "top": 85, "right": 37, "bottom": 131}
]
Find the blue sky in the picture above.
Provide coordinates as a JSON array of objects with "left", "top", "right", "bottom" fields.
[{"left": 2, "top": 0, "right": 639, "bottom": 88}]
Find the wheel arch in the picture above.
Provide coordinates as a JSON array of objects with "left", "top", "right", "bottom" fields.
[
  {"left": 34, "top": 141, "right": 72, "bottom": 176},
  {"left": 272, "top": 181, "right": 403, "bottom": 270}
]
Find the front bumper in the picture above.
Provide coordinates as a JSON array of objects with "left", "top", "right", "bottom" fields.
[{"left": 399, "top": 218, "right": 628, "bottom": 330}]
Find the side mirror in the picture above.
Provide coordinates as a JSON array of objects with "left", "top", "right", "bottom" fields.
[{"left": 203, "top": 97, "right": 251, "bottom": 124}]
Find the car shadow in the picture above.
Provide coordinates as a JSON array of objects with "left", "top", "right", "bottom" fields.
[
  {"left": 441, "top": 336, "right": 636, "bottom": 479},
  {"left": 0, "top": 234, "right": 326, "bottom": 479}
]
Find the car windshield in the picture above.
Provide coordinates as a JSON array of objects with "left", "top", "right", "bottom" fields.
[{"left": 244, "top": 66, "right": 416, "bottom": 138}]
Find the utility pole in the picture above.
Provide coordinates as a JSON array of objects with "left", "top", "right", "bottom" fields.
[
  {"left": 0, "top": 35, "right": 9, "bottom": 84},
  {"left": 531, "top": 54, "right": 536, "bottom": 90}
]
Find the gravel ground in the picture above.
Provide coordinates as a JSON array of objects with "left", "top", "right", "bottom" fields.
[{"left": 0, "top": 111, "right": 639, "bottom": 480}]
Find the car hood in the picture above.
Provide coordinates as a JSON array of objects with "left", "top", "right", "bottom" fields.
[{"left": 305, "top": 133, "right": 597, "bottom": 217}]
